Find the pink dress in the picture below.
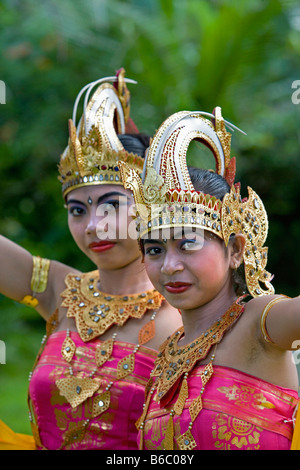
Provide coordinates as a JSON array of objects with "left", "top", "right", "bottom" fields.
[
  {"left": 29, "top": 330, "right": 157, "bottom": 449},
  {"left": 26, "top": 270, "right": 164, "bottom": 450},
  {"left": 139, "top": 365, "right": 298, "bottom": 450}
]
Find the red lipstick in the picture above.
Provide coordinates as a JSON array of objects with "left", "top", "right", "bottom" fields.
[
  {"left": 164, "top": 282, "right": 192, "bottom": 294},
  {"left": 89, "top": 241, "right": 116, "bottom": 253}
]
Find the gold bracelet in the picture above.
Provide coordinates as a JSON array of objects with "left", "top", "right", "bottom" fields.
[
  {"left": 31, "top": 256, "right": 50, "bottom": 293},
  {"left": 260, "top": 295, "right": 288, "bottom": 344},
  {"left": 20, "top": 256, "right": 50, "bottom": 307}
]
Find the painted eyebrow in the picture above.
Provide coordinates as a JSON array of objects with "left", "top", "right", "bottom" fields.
[
  {"left": 66, "top": 191, "right": 127, "bottom": 206},
  {"left": 143, "top": 239, "right": 165, "bottom": 246}
]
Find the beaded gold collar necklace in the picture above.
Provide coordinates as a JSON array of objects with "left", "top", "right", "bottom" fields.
[
  {"left": 138, "top": 297, "right": 245, "bottom": 450},
  {"left": 61, "top": 270, "right": 164, "bottom": 341},
  {"left": 152, "top": 298, "right": 244, "bottom": 401}
]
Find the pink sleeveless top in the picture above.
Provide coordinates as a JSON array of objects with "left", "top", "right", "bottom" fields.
[
  {"left": 29, "top": 331, "right": 156, "bottom": 450},
  {"left": 139, "top": 365, "right": 298, "bottom": 450}
]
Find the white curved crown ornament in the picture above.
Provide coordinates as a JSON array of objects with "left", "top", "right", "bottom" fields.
[
  {"left": 119, "top": 108, "right": 274, "bottom": 298},
  {"left": 58, "top": 68, "right": 145, "bottom": 198}
]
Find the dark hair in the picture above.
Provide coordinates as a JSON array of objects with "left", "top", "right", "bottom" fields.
[
  {"left": 188, "top": 166, "right": 230, "bottom": 199},
  {"left": 188, "top": 166, "right": 247, "bottom": 296},
  {"left": 118, "top": 133, "right": 150, "bottom": 158}
]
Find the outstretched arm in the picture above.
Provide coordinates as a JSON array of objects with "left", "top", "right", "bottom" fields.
[
  {"left": 0, "top": 235, "right": 33, "bottom": 302},
  {"left": 0, "top": 235, "right": 79, "bottom": 320},
  {"left": 256, "top": 294, "right": 300, "bottom": 351}
]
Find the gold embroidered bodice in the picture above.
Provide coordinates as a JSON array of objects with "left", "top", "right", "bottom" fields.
[{"left": 27, "top": 270, "right": 165, "bottom": 449}]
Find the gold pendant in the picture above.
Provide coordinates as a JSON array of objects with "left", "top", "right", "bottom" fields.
[
  {"left": 61, "top": 336, "right": 76, "bottom": 363},
  {"left": 138, "top": 319, "right": 155, "bottom": 345},
  {"left": 201, "top": 362, "right": 213, "bottom": 386},
  {"left": 63, "top": 421, "right": 88, "bottom": 446},
  {"left": 95, "top": 338, "right": 114, "bottom": 367},
  {"left": 117, "top": 353, "right": 135, "bottom": 379},
  {"left": 92, "top": 391, "right": 111, "bottom": 418},
  {"left": 176, "top": 429, "right": 197, "bottom": 450},
  {"left": 174, "top": 378, "right": 188, "bottom": 416},
  {"left": 56, "top": 376, "right": 100, "bottom": 408},
  {"left": 189, "top": 394, "right": 203, "bottom": 422},
  {"left": 163, "top": 415, "right": 174, "bottom": 450}
]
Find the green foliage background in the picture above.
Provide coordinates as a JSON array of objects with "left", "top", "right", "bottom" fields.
[{"left": 0, "top": 0, "right": 299, "bottom": 434}]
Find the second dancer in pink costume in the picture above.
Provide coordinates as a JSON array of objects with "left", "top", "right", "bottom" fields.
[{"left": 120, "top": 108, "right": 300, "bottom": 450}]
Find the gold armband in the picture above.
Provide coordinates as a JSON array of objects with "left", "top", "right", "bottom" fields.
[
  {"left": 260, "top": 295, "right": 288, "bottom": 344},
  {"left": 20, "top": 256, "right": 50, "bottom": 308}
]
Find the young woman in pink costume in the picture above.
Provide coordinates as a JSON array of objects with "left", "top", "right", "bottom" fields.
[
  {"left": 120, "top": 108, "right": 300, "bottom": 450},
  {"left": 0, "top": 70, "right": 181, "bottom": 450}
]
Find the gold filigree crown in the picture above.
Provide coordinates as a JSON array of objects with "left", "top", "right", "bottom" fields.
[
  {"left": 119, "top": 108, "right": 275, "bottom": 298},
  {"left": 58, "top": 68, "right": 145, "bottom": 198}
]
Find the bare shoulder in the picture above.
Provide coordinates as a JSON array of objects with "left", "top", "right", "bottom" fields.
[
  {"left": 50, "top": 260, "right": 81, "bottom": 292},
  {"left": 239, "top": 294, "right": 300, "bottom": 351},
  {"left": 220, "top": 295, "right": 287, "bottom": 358},
  {"left": 35, "top": 260, "right": 81, "bottom": 321},
  {"left": 216, "top": 295, "right": 299, "bottom": 388},
  {"left": 241, "top": 295, "right": 286, "bottom": 336},
  {"left": 246, "top": 294, "right": 300, "bottom": 351},
  {"left": 245, "top": 294, "right": 289, "bottom": 313}
]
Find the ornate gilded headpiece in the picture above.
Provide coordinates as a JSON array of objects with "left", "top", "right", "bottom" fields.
[
  {"left": 119, "top": 108, "right": 275, "bottom": 297},
  {"left": 58, "top": 68, "right": 145, "bottom": 198}
]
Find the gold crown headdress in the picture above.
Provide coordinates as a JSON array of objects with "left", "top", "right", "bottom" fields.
[
  {"left": 119, "top": 108, "right": 275, "bottom": 298},
  {"left": 58, "top": 68, "right": 145, "bottom": 198}
]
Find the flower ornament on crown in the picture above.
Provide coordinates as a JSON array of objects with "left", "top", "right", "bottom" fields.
[
  {"left": 119, "top": 107, "right": 275, "bottom": 298},
  {"left": 58, "top": 68, "right": 145, "bottom": 198}
]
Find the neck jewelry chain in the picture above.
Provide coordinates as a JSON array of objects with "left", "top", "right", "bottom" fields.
[
  {"left": 60, "top": 271, "right": 163, "bottom": 341},
  {"left": 137, "top": 298, "right": 245, "bottom": 451}
]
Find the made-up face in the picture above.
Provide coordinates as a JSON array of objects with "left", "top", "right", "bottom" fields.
[
  {"left": 66, "top": 184, "right": 141, "bottom": 270},
  {"left": 142, "top": 227, "right": 236, "bottom": 312}
]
